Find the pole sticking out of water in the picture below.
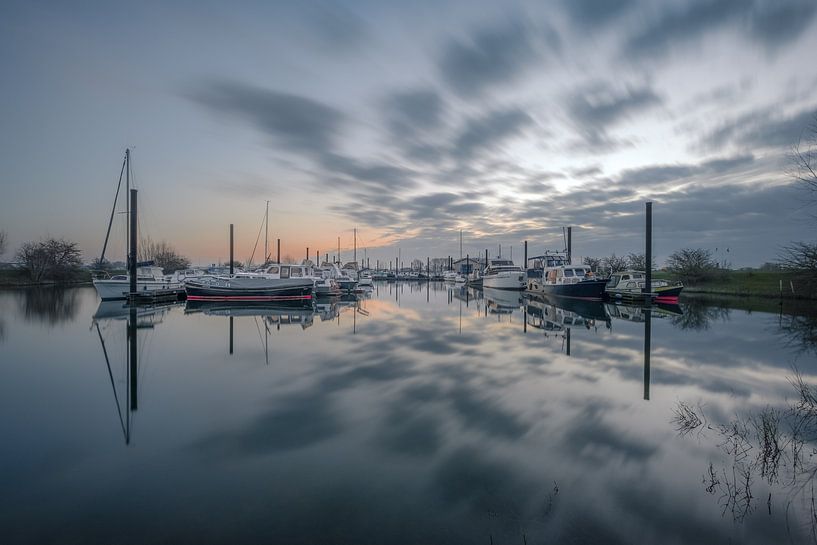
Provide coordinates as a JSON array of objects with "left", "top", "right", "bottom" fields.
[
  {"left": 229, "top": 224, "right": 234, "bottom": 275},
  {"left": 264, "top": 200, "right": 269, "bottom": 266},
  {"left": 645, "top": 202, "right": 652, "bottom": 298},
  {"left": 277, "top": 238, "right": 281, "bottom": 264},
  {"left": 567, "top": 227, "right": 572, "bottom": 265},
  {"left": 524, "top": 240, "right": 528, "bottom": 268},
  {"left": 129, "top": 189, "right": 138, "bottom": 296}
]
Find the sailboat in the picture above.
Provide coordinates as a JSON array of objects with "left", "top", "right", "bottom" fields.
[{"left": 92, "top": 149, "right": 182, "bottom": 300}]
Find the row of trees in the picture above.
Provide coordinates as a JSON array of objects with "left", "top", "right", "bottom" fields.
[
  {"left": 582, "top": 248, "right": 723, "bottom": 284},
  {"left": 0, "top": 231, "right": 191, "bottom": 283}
]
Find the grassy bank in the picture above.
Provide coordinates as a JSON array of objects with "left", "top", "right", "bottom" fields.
[
  {"left": 0, "top": 269, "right": 92, "bottom": 288},
  {"left": 654, "top": 270, "right": 815, "bottom": 300}
]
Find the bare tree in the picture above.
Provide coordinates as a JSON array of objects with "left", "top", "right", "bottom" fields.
[
  {"left": 600, "top": 253, "right": 628, "bottom": 273},
  {"left": 666, "top": 248, "right": 719, "bottom": 284},
  {"left": 16, "top": 238, "right": 83, "bottom": 282},
  {"left": 625, "top": 252, "right": 656, "bottom": 271},
  {"left": 582, "top": 256, "right": 601, "bottom": 272},
  {"left": 790, "top": 114, "right": 817, "bottom": 201},
  {"left": 138, "top": 238, "right": 190, "bottom": 273}
]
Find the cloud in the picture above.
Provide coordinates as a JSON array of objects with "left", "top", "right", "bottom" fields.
[
  {"left": 701, "top": 105, "right": 817, "bottom": 151},
  {"left": 562, "top": 0, "right": 634, "bottom": 27},
  {"left": 748, "top": 0, "right": 817, "bottom": 50},
  {"left": 568, "top": 83, "right": 662, "bottom": 129},
  {"left": 437, "top": 19, "right": 556, "bottom": 97},
  {"left": 624, "top": 0, "right": 817, "bottom": 59},
  {"left": 302, "top": 2, "right": 371, "bottom": 52},
  {"left": 566, "top": 82, "right": 662, "bottom": 150},
  {"left": 452, "top": 107, "right": 534, "bottom": 159},
  {"left": 188, "top": 80, "right": 344, "bottom": 157},
  {"left": 383, "top": 88, "right": 446, "bottom": 135}
]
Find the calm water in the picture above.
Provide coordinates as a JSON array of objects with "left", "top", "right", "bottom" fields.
[{"left": 1, "top": 284, "right": 816, "bottom": 544}]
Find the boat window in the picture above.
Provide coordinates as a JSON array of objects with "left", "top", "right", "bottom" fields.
[
  {"left": 291, "top": 267, "right": 303, "bottom": 277},
  {"left": 564, "top": 269, "right": 574, "bottom": 277},
  {"left": 268, "top": 266, "right": 279, "bottom": 275},
  {"left": 281, "top": 266, "right": 290, "bottom": 278},
  {"left": 622, "top": 275, "right": 629, "bottom": 280},
  {"left": 607, "top": 275, "right": 619, "bottom": 287}
]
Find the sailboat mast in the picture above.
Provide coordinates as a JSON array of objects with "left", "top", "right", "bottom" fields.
[
  {"left": 264, "top": 200, "right": 269, "bottom": 265},
  {"left": 99, "top": 153, "right": 127, "bottom": 266},
  {"left": 125, "top": 148, "right": 130, "bottom": 266},
  {"left": 354, "top": 228, "right": 357, "bottom": 263}
]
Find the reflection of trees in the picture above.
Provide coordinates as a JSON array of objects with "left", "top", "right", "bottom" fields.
[
  {"left": 673, "top": 371, "right": 817, "bottom": 538},
  {"left": 671, "top": 298, "right": 731, "bottom": 330},
  {"left": 17, "top": 287, "right": 79, "bottom": 325},
  {"left": 777, "top": 314, "right": 817, "bottom": 357}
]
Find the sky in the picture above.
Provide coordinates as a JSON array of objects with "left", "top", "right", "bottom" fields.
[{"left": 1, "top": 0, "right": 816, "bottom": 268}]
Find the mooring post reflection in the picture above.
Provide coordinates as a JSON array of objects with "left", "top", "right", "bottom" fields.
[
  {"left": 128, "top": 305, "right": 137, "bottom": 413},
  {"left": 643, "top": 306, "right": 651, "bottom": 401}
]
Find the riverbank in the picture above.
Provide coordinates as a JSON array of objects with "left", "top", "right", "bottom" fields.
[
  {"left": 0, "top": 269, "right": 92, "bottom": 288},
  {"left": 656, "top": 270, "right": 816, "bottom": 300}
]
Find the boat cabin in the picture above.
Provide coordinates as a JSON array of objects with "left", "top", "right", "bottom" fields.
[
  {"left": 545, "top": 266, "right": 595, "bottom": 285},
  {"left": 259, "top": 264, "right": 314, "bottom": 279}
]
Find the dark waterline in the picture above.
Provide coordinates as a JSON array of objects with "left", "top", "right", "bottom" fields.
[{"left": 1, "top": 285, "right": 816, "bottom": 544}]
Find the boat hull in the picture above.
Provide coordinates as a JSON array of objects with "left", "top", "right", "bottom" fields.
[
  {"left": 93, "top": 279, "right": 182, "bottom": 300},
  {"left": 184, "top": 277, "right": 313, "bottom": 301},
  {"left": 482, "top": 272, "right": 525, "bottom": 290},
  {"left": 527, "top": 278, "right": 608, "bottom": 300}
]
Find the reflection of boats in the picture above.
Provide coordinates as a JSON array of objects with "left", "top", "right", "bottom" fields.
[
  {"left": 185, "top": 300, "right": 314, "bottom": 328},
  {"left": 525, "top": 296, "right": 607, "bottom": 332},
  {"left": 482, "top": 258, "right": 526, "bottom": 290},
  {"left": 605, "top": 270, "right": 684, "bottom": 303},
  {"left": 483, "top": 287, "right": 523, "bottom": 314},
  {"left": 605, "top": 302, "right": 684, "bottom": 322},
  {"left": 93, "top": 300, "right": 176, "bottom": 325},
  {"left": 526, "top": 252, "right": 607, "bottom": 299}
]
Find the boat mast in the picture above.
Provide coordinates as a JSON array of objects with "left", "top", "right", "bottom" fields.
[
  {"left": 99, "top": 152, "right": 128, "bottom": 266},
  {"left": 125, "top": 148, "right": 130, "bottom": 268},
  {"left": 264, "top": 200, "right": 269, "bottom": 265},
  {"left": 354, "top": 227, "right": 357, "bottom": 263}
]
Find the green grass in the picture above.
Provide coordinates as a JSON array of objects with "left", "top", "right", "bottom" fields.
[{"left": 653, "top": 270, "right": 813, "bottom": 299}]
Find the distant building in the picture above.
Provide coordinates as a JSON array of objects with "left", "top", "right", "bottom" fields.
[{"left": 452, "top": 257, "right": 485, "bottom": 275}]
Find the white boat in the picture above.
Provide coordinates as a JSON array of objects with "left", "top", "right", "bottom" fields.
[
  {"left": 443, "top": 271, "right": 458, "bottom": 282},
  {"left": 605, "top": 270, "right": 684, "bottom": 302},
  {"left": 94, "top": 265, "right": 182, "bottom": 300},
  {"left": 358, "top": 270, "right": 373, "bottom": 288},
  {"left": 481, "top": 258, "right": 526, "bottom": 290},
  {"left": 318, "top": 262, "right": 358, "bottom": 292}
]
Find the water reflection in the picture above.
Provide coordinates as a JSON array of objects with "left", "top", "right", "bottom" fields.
[
  {"left": 4, "top": 285, "right": 817, "bottom": 544},
  {"left": 17, "top": 286, "right": 79, "bottom": 324},
  {"left": 674, "top": 370, "right": 817, "bottom": 538}
]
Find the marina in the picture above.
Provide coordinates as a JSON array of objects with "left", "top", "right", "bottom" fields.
[{"left": 4, "top": 3, "right": 817, "bottom": 544}]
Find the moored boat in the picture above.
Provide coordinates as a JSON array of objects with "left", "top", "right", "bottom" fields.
[
  {"left": 184, "top": 273, "right": 313, "bottom": 301},
  {"left": 526, "top": 252, "right": 607, "bottom": 300},
  {"left": 94, "top": 265, "right": 182, "bottom": 300},
  {"left": 605, "top": 270, "right": 684, "bottom": 303},
  {"left": 481, "top": 258, "right": 525, "bottom": 290}
]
